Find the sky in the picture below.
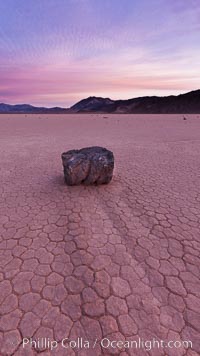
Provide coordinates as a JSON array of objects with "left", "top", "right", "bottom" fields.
[{"left": 0, "top": 0, "right": 200, "bottom": 107}]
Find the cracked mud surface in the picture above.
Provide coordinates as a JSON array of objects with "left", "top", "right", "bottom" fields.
[{"left": 0, "top": 114, "right": 200, "bottom": 355}]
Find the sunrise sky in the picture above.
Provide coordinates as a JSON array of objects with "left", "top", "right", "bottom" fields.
[{"left": 0, "top": 0, "right": 200, "bottom": 107}]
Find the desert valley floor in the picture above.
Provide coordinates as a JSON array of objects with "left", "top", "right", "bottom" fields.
[{"left": 0, "top": 114, "right": 200, "bottom": 356}]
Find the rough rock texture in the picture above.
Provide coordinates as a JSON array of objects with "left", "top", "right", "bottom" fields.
[{"left": 61, "top": 146, "right": 114, "bottom": 185}]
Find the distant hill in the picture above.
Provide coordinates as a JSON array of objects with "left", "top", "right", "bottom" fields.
[
  {"left": 1, "top": 90, "right": 200, "bottom": 114},
  {"left": 70, "top": 90, "right": 200, "bottom": 114},
  {"left": 70, "top": 97, "right": 115, "bottom": 112},
  {"left": 0, "top": 103, "right": 69, "bottom": 114}
]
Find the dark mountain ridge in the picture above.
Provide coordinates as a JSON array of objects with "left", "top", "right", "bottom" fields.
[
  {"left": 0, "top": 103, "right": 69, "bottom": 114},
  {"left": 0, "top": 89, "right": 200, "bottom": 114},
  {"left": 70, "top": 96, "right": 115, "bottom": 112},
  {"left": 71, "top": 90, "right": 200, "bottom": 114}
]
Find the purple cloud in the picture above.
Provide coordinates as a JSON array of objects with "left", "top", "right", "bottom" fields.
[{"left": 0, "top": 0, "right": 199, "bottom": 106}]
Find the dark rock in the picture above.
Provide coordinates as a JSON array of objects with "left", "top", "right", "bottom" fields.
[{"left": 61, "top": 146, "right": 114, "bottom": 185}]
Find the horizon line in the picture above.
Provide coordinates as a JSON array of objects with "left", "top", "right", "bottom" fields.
[{"left": 0, "top": 88, "right": 199, "bottom": 109}]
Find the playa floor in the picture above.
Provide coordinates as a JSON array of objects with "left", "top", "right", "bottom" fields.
[{"left": 0, "top": 114, "right": 200, "bottom": 355}]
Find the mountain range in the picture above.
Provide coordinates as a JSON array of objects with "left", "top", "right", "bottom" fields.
[
  {"left": 0, "top": 103, "right": 69, "bottom": 114},
  {"left": 1, "top": 89, "right": 200, "bottom": 114}
]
